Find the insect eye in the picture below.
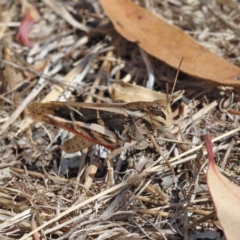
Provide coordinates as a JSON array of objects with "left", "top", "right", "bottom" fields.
[{"left": 150, "top": 104, "right": 165, "bottom": 118}]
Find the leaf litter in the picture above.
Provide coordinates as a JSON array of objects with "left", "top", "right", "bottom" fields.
[{"left": 1, "top": 0, "right": 240, "bottom": 239}]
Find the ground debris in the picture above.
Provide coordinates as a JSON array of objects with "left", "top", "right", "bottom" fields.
[{"left": 0, "top": 0, "right": 240, "bottom": 239}]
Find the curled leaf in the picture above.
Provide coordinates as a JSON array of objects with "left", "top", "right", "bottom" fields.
[
  {"left": 15, "top": 0, "right": 40, "bottom": 47},
  {"left": 204, "top": 133, "right": 240, "bottom": 240},
  {"left": 109, "top": 81, "right": 184, "bottom": 102}
]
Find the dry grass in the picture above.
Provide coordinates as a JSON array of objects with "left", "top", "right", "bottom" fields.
[{"left": 1, "top": 0, "right": 240, "bottom": 239}]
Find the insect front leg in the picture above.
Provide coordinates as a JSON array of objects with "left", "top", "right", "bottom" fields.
[{"left": 104, "top": 141, "right": 137, "bottom": 185}]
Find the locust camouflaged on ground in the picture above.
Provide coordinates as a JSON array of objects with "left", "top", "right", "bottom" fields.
[
  {"left": 28, "top": 61, "right": 184, "bottom": 180},
  {"left": 28, "top": 98, "right": 173, "bottom": 152}
]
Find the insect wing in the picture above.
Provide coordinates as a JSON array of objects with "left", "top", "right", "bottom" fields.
[{"left": 28, "top": 102, "right": 128, "bottom": 150}]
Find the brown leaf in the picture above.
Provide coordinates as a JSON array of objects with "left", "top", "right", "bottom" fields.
[
  {"left": 204, "top": 133, "right": 240, "bottom": 240},
  {"left": 15, "top": 0, "right": 40, "bottom": 47},
  {"left": 109, "top": 81, "right": 184, "bottom": 102},
  {"left": 100, "top": 0, "right": 240, "bottom": 87}
]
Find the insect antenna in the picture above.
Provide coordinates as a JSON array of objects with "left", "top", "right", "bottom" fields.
[{"left": 168, "top": 57, "right": 184, "bottom": 106}]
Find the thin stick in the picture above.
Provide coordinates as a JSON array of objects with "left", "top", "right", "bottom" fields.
[
  {"left": 168, "top": 57, "right": 184, "bottom": 105},
  {"left": 148, "top": 134, "right": 174, "bottom": 174}
]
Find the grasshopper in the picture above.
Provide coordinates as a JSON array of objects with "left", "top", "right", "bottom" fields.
[
  {"left": 28, "top": 61, "right": 183, "bottom": 179},
  {"left": 28, "top": 98, "right": 172, "bottom": 152}
]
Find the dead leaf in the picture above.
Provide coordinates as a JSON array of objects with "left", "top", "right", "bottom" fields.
[
  {"left": 204, "top": 133, "right": 240, "bottom": 240},
  {"left": 109, "top": 81, "right": 184, "bottom": 102},
  {"left": 100, "top": 0, "right": 240, "bottom": 87},
  {"left": 15, "top": 0, "right": 40, "bottom": 47}
]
